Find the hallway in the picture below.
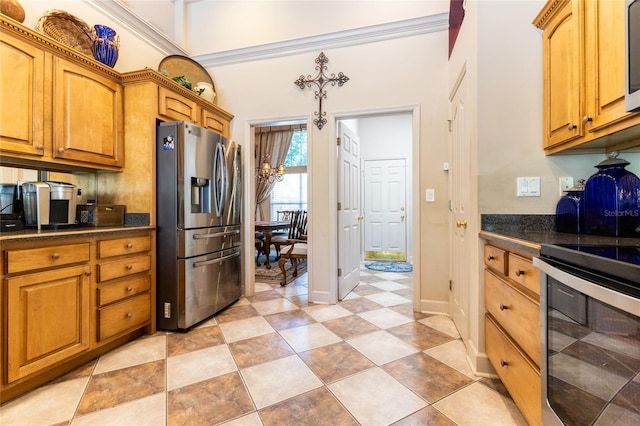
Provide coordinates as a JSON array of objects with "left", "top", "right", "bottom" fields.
[{"left": 0, "top": 266, "right": 526, "bottom": 425}]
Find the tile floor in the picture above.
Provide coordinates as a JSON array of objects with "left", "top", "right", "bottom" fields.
[{"left": 0, "top": 265, "right": 528, "bottom": 426}]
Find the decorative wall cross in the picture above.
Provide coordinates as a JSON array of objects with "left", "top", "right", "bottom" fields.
[{"left": 294, "top": 52, "right": 349, "bottom": 130}]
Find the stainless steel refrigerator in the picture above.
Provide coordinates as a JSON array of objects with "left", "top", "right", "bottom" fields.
[{"left": 156, "top": 121, "right": 242, "bottom": 330}]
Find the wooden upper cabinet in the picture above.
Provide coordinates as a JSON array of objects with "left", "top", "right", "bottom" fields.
[
  {"left": 53, "top": 58, "right": 124, "bottom": 168},
  {"left": 158, "top": 86, "right": 199, "bottom": 123},
  {"left": 536, "top": 0, "right": 583, "bottom": 149},
  {"left": 202, "top": 108, "right": 229, "bottom": 135},
  {"left": 584, "top": 0, "right": 635, "bottom": 133},
  {"left": 0, "top": 32, "right": 45, "bottom": 158},
  {"left": 534, "top": 0, "right": 640, "bottom": 154},
  {"left": 0, "top": 16, "right": 124, "bottom": 171}
]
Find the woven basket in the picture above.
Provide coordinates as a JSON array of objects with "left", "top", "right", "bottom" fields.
[{"left": 35, "top": 10, "right": 94, "bottom": 57}]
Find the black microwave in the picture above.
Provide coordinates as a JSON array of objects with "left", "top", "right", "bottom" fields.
[{"left": 626, "top": 0, "right": 640, "bottom": 112}]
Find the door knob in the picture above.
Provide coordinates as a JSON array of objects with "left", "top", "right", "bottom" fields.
[{"left": 456, "top": 220, "right": 467, "bottom": 229}]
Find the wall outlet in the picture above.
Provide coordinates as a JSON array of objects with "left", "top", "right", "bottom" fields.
[{"left": 559, "top": 177, "right": 574, "bottom": 195}]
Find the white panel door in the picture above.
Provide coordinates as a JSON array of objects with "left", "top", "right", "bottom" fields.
[
  {"left": 338, "top": 122, "right": 361, "bottom": 300},
  {"left": 364, "top": 159, "right": 406, "bottom": 261},
  {"left": 449, "top": 71, "right": 470, "bottom": 342}
]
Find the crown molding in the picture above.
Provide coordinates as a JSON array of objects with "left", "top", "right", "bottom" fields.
[
  {"left": 193, "top": 13, "right": 449, "bottom": 67},
  {"left": 80, "top": 2, "right": 447, "bottom": 66},
  {"left": 83, "top": 0, "right": 189, "bottom": 56}
]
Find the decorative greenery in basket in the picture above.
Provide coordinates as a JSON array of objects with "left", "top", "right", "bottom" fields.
[{"left": 171, "top": 75, "right": 192, "bottom": 90}]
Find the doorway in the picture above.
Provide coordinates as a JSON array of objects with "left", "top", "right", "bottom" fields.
[{"left": 336, "top": 112, "right": 414, "bottom": 300}]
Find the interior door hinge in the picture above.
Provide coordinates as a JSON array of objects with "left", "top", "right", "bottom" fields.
[
  {"left": 337, "top": 202, "right": 342, "bottom": 211},
  {"left": 338, "top": 268, "right": 342, "bottom": 277},
  {"left": 337, "top": 137, "right": 341, "bottom": 146},
  {"left": 447, "top": 120, "right": 452, "bottom": 132},
  {"left": 449, "top": 280, "right": 453, "bottom": 290}
]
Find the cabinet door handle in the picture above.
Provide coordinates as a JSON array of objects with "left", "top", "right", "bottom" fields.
[
  {"left": 126, "top": 264, "right": 133, "bottom": 270},
  {"left": 126, "top": 286, "right": 133, "bottom": 292},
  {"left": 515, "top": 269, "right": 525, "bottom": 277},
  {"left": 126, "top": 312, "right": 132, "bottom": 318},
  {"left": 499, "top": 304, "right": 509, "bottom": 311},
  {"left": 36, "top": 145, "right": 44, "bottom": 151},
  {"left": 500, "top": 360, "right": 509, "bottom": 367},
  {"left": 487, "top": 255, "right": 495, "bottom": 261},
  {"left": 567, "top": 123, "right": 576, "bottom": 131},
  {"left": 84, "top": 271, "right": 92, "bottom": 276},
  {"left": 126, "top": 243, "right": 133, "bottom": 248},
  {"left": 582, "top": 116, "right": 593, "bottom": 124},
  {"left": 58, "top": 147, "right": 65, "bottom": 153},
  {"left": 51, "top": 253, "right": 60, "bottom": 260}
]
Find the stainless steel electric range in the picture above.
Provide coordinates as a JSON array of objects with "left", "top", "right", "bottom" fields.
[{"left": 534, "top": 243, "right": 640, "bottom": 425}]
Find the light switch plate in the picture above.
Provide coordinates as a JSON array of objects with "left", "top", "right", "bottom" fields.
[
  {"left": 426, "top": 189, "right": 435, "bottom": 202},
  {"left": 517, "top": 177, "right": 541, "bottom": 197}
]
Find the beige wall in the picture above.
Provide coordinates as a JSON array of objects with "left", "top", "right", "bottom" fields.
[{"left": 210, "top": 33, "right": 451, "bottom": 304}]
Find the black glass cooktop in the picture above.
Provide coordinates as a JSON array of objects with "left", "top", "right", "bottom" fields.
[{"left": 540, "top": 244, "right": 640, "bottom": 289}]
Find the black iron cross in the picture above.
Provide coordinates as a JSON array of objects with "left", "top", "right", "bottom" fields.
[{"left": 294, "top": 52, "right": 349, "bottom": 130}]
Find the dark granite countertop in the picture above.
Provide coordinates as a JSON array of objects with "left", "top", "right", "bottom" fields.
[
  {"left": 0, "top": 225, "right": 155, "bottom": 243},
  {"left": 480, "top": 214, "right": 640, "bottom": 256}
]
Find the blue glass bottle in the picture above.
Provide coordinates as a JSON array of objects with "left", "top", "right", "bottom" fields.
[
  {"left": 555, "top": 179, "right": 585, "bottom": 234},
  {"left": 583, "top": 152, "right": 640, "bottom": 237}
]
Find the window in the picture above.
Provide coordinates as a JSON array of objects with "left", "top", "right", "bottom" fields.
[{"left": 271, "top": 130, "right": 307, "bottom": 219}]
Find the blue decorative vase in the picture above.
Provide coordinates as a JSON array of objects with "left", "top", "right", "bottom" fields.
[
  {"left": 583, "top": 152, "right": 640, "bottom": 237},
  {"left": 92, "top": 25, "right": 119, "bottom": 68},
  {"left": 555, "top": 179, "right": 585, "bottom": 234}
]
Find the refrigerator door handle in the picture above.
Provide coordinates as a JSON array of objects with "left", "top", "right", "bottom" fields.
[
  {"left": 213, "top": 143, "right": 227, "bottom": 217},
  {"left": 193, "top": 251, "right": 240, "bottom": 268},
  {"left": 193, "top": 229, "right": 240, "bottom": 239}
]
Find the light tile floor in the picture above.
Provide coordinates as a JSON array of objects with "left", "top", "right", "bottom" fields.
[{"left": 0, "top": 265, "right": 528, "bottom": 426}]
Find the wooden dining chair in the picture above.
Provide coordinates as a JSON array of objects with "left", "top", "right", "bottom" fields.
[
  {"left": 271, "top": 210, "right": 301, "bottom": 259},
  {"left": 278, "top": 210, "right": 308, "bottom": 286}
]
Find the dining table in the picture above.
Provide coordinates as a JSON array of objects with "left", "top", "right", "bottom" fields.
[{"left": 255, "top": 220, "right": 290, "bottom": 269}]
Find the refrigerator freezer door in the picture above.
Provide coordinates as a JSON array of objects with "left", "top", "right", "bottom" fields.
[{"left": 178, "top": 248, "right": 241, "bottom": 329}]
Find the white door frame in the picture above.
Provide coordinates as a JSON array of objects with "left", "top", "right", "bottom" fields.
[
  {"left": 242, "top": 115, "right": 311, "bottom": 299},
  {"left": 327, "top": 105, "right": 421, "bottom": 307}
]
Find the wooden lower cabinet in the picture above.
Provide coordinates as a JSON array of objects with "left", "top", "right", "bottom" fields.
[
  {"left": 0, "top": 230, "right": 155, "bottom": 403},
  {"left": 486, "top": 315, "right": 541, "bottom": 425},
  {"left": 483, "top": 241, "right": 541, "bottom": 425},
  {"left": 95, "top": 233, "right": 154, "bottom": 343},
  {"left": 6, "top": 265, "right": 91, "bottom": 383}
]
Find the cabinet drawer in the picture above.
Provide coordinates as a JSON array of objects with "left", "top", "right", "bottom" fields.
[
  {"left": 97, "top": 275, "right": 151, "bottom": 306},
  {"left": 485, "top": 314, "right": 541, "bottom": 426},
  {"left": 98, "top": 292, "right": 150, "bottom": 341},
  {"left": 98, "top": 255, "right": 151, "bottom": 282},
  {"left": 158, "top": 86, "right": 198, "bottom": 123},
  {"left": 98, "top": 236, "right": 151, "bottom": 258},
  {"left": 5, "top": 243, "right": 90, "bottom": 274},
  {"left": 508, "top": 253, "right": 540, "bottom": 295},
  {"left": 484, "top": 270, "right": 540, "bottom": 366},
  {"left": 484, "top": 245, "right": 507, "bottom": 275}
]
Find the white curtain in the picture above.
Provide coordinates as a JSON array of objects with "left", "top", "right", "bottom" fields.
[{"left": 254, "top": 126, "right": 296, "bottom": 220}]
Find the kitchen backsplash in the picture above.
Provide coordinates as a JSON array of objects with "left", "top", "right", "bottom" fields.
[{"left": 481, "top": 214, "right": 555, "bottom": 233}]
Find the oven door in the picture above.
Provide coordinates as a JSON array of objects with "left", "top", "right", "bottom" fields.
[{"left": 534, "top": 258, "right": 640, "bottom": 426}]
